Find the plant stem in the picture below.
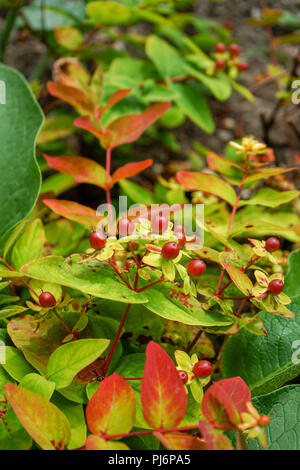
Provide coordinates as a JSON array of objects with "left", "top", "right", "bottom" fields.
[
  {"left": 0, "top": 7, "right": 19, "bottom": 62},
  {"left": 237, "top": 430, "right": 248, "bottom": 450},
  {"left": 102, "top": 303, "right": 132, "bottom": 377},
  {"left": 109, "top": 261, "right": 134, "bottom": 290},
  {"left": 103, "top": 425, "right": 199, "bottom": 441},
  {"left": 0, "top": 256, "right": 39, "bottom": 297}
]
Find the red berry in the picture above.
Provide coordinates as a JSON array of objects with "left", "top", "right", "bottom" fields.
[
  {"left": 39, "top": 292, "right": 56, "bottom": 308},
  {"left": 89, "top": 231, "right": 106, "bottom": 250},
  {"left": 174, "top": 224, "right": 185, "bottom": 234},
  {"left": 118, "top": 218, "right": 134, "bottom": 236},
  {"left": 151, "top": 214, "right": 168, "bottom": 234},
  {"left": 215, "top": 58, "right": 226, "bottom": 68},
  {"left": 161, "top": 242, "right": 180, "bottom": 260},
  {"left": 259, "top": 415, "right": 270, "bottom": 427},
  {"left": 268, "top": 279, "right": 284, "bottom": 295},
  {"left": 176, "top": 232, "right": 186, "bottom": 248},
  {"left": 178, "top": 370, "right": 188, "bottom": 384},
  {"left": 187, "top": 259, "right": 206, "bottom": 278},
  {"left": 193, "top": 360, "right": 213, "bottom": 378},
  {"left": 238, "top": 61, "right": 249, "bottom": 71},
  {"left": 266, "top": 237, "right": 280, "bottom": 252},
  {"left": 215, "top": 42, "right": 226, "bottom": 53},
  {"left": 229, "top": 43, "right": 241, "bottom": 56}
]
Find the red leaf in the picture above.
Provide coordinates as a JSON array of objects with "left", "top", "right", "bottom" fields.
[
  {"left": 86, "top": 373, "right": 136, "bottom": 436},
  {"left": 85, "top": 435, "right": 129, "bottom": 450},
  {"left": 4, "top": 384, "right": 71, "bottom": 450},
  {"left": 43, "top": 199, "right": 103, "bottom": 228},
  {"left": 98, "top": 89, "right": 132, "bottom": 117},
  {"left": 141, "top": 342, "right": 187, "bottom": 430},
  {"left": 101, "top": 102, "right": 171, "bottom": 149},
  {"left": 47, "top": 82, "right": 94, "bottom": 114},
  {"left": 198, "top": 421, "right": 233, "bottom": 450},
  {"left": 176, "top": 171, "right": 237, "bottom": 206},
  {"left": 202, "top": 377, "right": 251, "bottom": 429},
  {"left": 154, "top": 432, "right": 206, "bottom": 450},
  {"left": 74, "top": 115, "right": 103, "bottom": 140},
  {"left": 43, "top": 154, "right": 107, "bottom": 189},
  {"left": 111, "top": 159, "right": 153, "bottom": 185}
]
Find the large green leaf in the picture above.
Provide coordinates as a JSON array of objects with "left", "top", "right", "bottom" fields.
[
  {"left": 285, "top": 249, "right": 300, "bottom": 300},
  {"left": 144, "top": 283, "right": 233, "bottom": 327},
  {"left": 51, "top": 394, "right": 86, "bottom": 450},
  {"left": 250, "top": 386, "right": 300, "bottom": 450},
  {"left": 20, "top": 255, "right": 148, "bottom": 304},
  {"left": 239, "top": 188, "right": 299, "bottom": 208},
  {"left": 46, "top": 338, "right": 110, "bottom": 389},
  {"left": 11, "top": 219, "right": 46, "bottom": 270},
  {"left": 87, "top": 1, "right": 131, "bottom": 25},
  {"left": 146, "top": 35, "right": 187, "bottom": 78},
  {"left": 0, "top": 64, "right": 44, "bottom": 242},
  {"left": 222, "top": 300, "right": 300, "bottom": 396},
  {"left": 170, "top": 82, "right": 214, "bottom": 133}
]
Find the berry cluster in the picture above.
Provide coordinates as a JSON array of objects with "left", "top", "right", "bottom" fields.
[{"left": 214, "top": 42, "right": 249, "bottom": 73}]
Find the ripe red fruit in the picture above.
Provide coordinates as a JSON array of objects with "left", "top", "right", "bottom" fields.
[
  {"left": 215, "top": 42, "right": 226, "bottom": 52},
  {"left": 187, "top": 259, "right": 206, "bottom": 277},
  {"left": 266, "top": 237, "right": 280, "bottom": 252},
  {"left": 215, "top": 58, "right": 226, "bottom": 68},
  {"left": 39, "top": 292, "right": 56, "bottom": 308},
  {"left": 229, "top": 43, "right": 241, "bottom": 56},
  {"left": 151, "top": 214, "right": 168, "bottom": 234},
  {"left": 268, "top": 279, "right": 284, "bottom": 295},
  {"left": 176, "top": 232, "right": 186, "bottom": 248},
  {"left": 258, "top": 415, "right": 270, "bottom": 427},
  {"left": 238, "top": 61, "right": 249, "bottom": 71},
  {"left": 118, "top": 218, "right": 134, "bottom": 236},
  {"left": 89, "top": 231, "right": 106, "bottom": 250},
  {"left": 193, "top": 360, "right": 213, "bottom": 378},
  {"left": 178, "top": 370, "right": 188, "bottom": 384},
  {"left": 161, "top": 242, "right": 180, "bottom": 260}
]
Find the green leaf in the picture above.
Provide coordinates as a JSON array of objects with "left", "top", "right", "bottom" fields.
[
  {"left": 0, "top": 306, "right": 28, "bottom": 321},
  {"left": 0, "top": 64, "right": 44, "bottom": 241},
  {"left": 11, "top": 219, "right": 46, "bottom": 270},
  {"left": 5, "top": 384, "right": 71, "bottom": 450},
  {"left": 222, "top": 300, "right": 300, "bottom": 397},
  {"left": 239, "top": 188, "right": 299, "bottom": 208},
  {"left": 170, "top": 82, "right": 214, "bottom": 133},
  {"left": 119, "top": 179, "right": 157, "bottom": 205},
  {"left": 0, "top": 347, "right": 36, "bottom": 382},
  {"left": 47, "top": 338, "right": 110, "bottom": 389},
  {"left": 51, "top": 394, "right": 86, "bottom": 450},
  {"left": 20, "top": 255, "right": 148, "bottom": 304},
  {"left": 87, "top": 1, "right": 131, "bottom": 25},
  {"left": 146, "top": 35, "right": 187, "bottom": 78},
  {"left": 19, "top": 373, "right": 56, "bottom": 401},
  {"left": 285, "top": 249, "right": 300, "bottom": 300},
  {"left": 185, "top": 66, "right": 232, "bottom": 101},
  {"left": 144, "top": 283, "right": 233, "bottom": 327},
  {"left": 230, "top": 79, "right": 255, "bottom": 102},
  {"left": 250, "top": 386, "right": 300, "bottom": 450}
]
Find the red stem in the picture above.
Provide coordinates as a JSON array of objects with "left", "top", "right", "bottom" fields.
[
  {"left": 0, "top": 256, "right": 39, "bottom": 297},
  {"left": 103, "top": 425, "right": 199, "bottom": 441},
  {"left": 102, "top": 303, "right": 132, "bottom": 377}
]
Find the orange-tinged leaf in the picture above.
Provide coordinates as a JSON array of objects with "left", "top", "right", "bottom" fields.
[
  {"left": 244, "top": 167, "right": 296, "bottom": 186},
  {"left": 154, "top": 432, "right": 206, "bottom": 450},
  {"left": 202, "top": 377, "right": 251, "bottom": 429},
  {"left": 98, "top": 89, "right": 132, "bottom": 117},
  {"left": 43, "top": 199, "right": 103, "bottom": 227},
  {"left": 47, "top": 82, "right": 94, "bottom": 114},
  {"left": 141, "top": 342, "right": 187, "bottom": 430},
  {"left": 86, "top": 373, "right": 136, "bottom": 436},
  {"left": 4, "top": 384, "right": 71, "bottom": 450},
  {"left": 43, "top": 154, "right": 107, "bottom": 189},
  {"left": 198, "top": 421, "right": 233, "bottom": 450},
  {"left": 86, "top": 435, "right": 129, "bottom": 450},
  {"left": 101, "top": 102, "right": 171, "bottom": 149},
  {"left": 74, "top": 115, "right": 104, "bottom": 140},
  {"left": 111, "top": 159, "right": 153, "bottom": 185},
  {"left": 176, "top": 171, "right": 237, "bottom": 206}
]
